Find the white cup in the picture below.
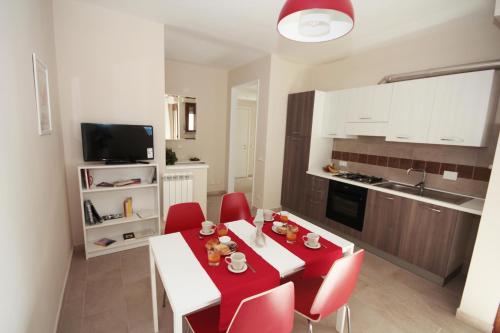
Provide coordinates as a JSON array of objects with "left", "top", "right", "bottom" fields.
[
  {"left": 302, "top": 232, "right": 320, "bottom": 247},
  {"left": 225, "top": 252, "right": 246, "bottom": 271},
  {"left": 201, "top": 221, "right": 215, "bottom": 234},
  {"left": 263, "top": 209, "right": 274, "bottom": 220},
  {"left": 219, "top": 236, "right": 231, "bottom": 244}
]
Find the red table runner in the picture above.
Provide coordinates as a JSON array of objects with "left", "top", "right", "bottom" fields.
[
  {"left": 181, "top": 228, "right": 280, "bottom": 331},
  {"left": 261, "top": 215, "right": 343, "bottom": 278}
]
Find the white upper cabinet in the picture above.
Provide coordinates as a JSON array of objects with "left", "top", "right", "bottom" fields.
[
  {"left": 427, "top": 70, "right": 496, "bottom": 147},
  {"left": 347, "top": 84, "right": 393, "bottom": 123},
  {"left": 321, "top": 89, "right": 355, "bottom": 138},
  {"left": 386, "top": 78, "right": 437, "bottom": 143}
]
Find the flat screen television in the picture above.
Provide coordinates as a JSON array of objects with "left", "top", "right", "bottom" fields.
[{"left": 81, "top": 123, "right": 154, "bottom": 163}]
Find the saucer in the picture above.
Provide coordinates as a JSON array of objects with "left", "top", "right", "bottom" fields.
[
  {"left": 271, "top": 225, "right": 287, "bottom": 235},
  {"left": 304, "top": 241, "right": 321, "bottom": 250},
  {"left": 264, "top": 217, "right": 275, "bottom": 222},
  {"left": 200, "top": 229, "right": 215, "bottom": 236},
  {"left": 228, "top": 263, "right": 247, "bottom": 274}
]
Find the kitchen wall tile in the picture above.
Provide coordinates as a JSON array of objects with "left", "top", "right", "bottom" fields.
[
  {"left": 388, "top": 157, "right": 400, "bottom": 169},
  {"left": 440, "top": 163, "right": 457, "bottom": 174},
  {"left": 349, "top": 152, "right": 359, "bottom": 163},
  {"left": 376, "top": 156, "right": 388, "bottom": 167},
  {"left": 367, "top": 155, "right": 378, "bottom": 165},
  {"left": 341, "top": 151, "right": 350, "bottom": 161},
  {"left": 399, "top": 158, "right": 412, "bottom": 170},
  {"left": 425, "top": 161, "right": 441, "bottom": 174},
  {"left": 358, "top": 154, "right": 368, "bottom": 164},
  {"left": 473, "top": 167, "right": 491, "bottom": 182},
  {"left": 457, "top": 165, "right": 473, "bottom": 179},
  {"left": 412, "top": 160, "right": 426, "bottom": 169}
]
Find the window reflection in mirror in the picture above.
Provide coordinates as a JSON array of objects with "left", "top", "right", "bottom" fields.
[{"left": 165, "top": 95, "right": 197, "bottom": 140}]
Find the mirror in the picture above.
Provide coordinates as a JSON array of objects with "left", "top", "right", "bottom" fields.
[{"left": 165, "top": 95, "right": 197, "bottom": 140}]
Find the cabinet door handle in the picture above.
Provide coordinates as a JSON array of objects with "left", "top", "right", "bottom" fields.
[
  {"left": 383, "top": 196, "right": 394, "bottom": 200},
  {"left": 396, "top": 136, "right": 410, "bottom": 139},
  {"left": 440, "top": 138, "right": 455, "bottom": 142},
  {"left": 359, "top": 117, "right": 372, "bottom": 120},
  {"left": 329, "top": 133, "right": 337, "bottom": 136},
  {"left": 426, "top": 207, "right": 441, "bottom": 213}
]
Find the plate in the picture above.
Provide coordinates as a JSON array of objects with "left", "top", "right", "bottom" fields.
[
  {"left": 228, "top": 263, "right": 248, "bottom": 274},
  {"left": 222, "top": 241, "right": 238, "bottom": 256},
  {"left": 304, "top": 241, "right": 321, "bottom": 250},
  {"left": 271, "top": 225, "right": 287, "bottom": 235},
  {"left": 264, "top": 218, "right": 275, "bottom": 222},
  {"left": 200, "top": 229, "right": 215, "bottom": 236}
]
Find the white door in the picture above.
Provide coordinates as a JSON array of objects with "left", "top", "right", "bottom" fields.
[
  {"left": 234, "top": 105, "right": 251, "bottom": 178},
  {"left": 386, "top": 78, "right": 437, "bottom": 143},
  {"left": 427, "top": 70, "right": 495, "bottom": 146}
]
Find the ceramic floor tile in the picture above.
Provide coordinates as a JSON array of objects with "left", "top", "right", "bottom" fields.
[{"left": 58, "top": 194, "right": 481, "bottom": 333}]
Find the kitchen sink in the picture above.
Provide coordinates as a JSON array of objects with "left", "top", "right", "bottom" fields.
[{"left": 374, "top": 182, "right": 472, "bottom": 205}]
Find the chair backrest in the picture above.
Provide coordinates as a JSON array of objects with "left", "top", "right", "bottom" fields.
[
  {"left": 219, "top": 192, "right": 252, "bottom": 223},
  {"left": 227, "top": 282, "right": 294, "bottom": 333},
  {"left": 310, "top": 250, "right": 365, "bottom": 319},
  {"left": 164, "top": 202, "right": 206, "bottom": 234}
]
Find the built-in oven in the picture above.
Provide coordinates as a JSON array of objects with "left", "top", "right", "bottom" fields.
[{"left": 326, "top": 180, "right": 368, "bottom": 232}]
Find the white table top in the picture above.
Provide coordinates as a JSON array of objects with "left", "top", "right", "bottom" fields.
[{"left": 149, "top": 212, "right": 354, "bottom": 316}]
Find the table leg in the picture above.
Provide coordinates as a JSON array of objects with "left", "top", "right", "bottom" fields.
[
  {"left": 173, "top": 311, "right": 183, "bottom": 333},
  {"left": 150, "top": 246, "right": 159, "bottom": 333},
  {"left": 336, "top": 245, "right": 354, "bottom": 333}
]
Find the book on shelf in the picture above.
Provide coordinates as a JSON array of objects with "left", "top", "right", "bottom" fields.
[
  {"left": 84, "top": 200, "right": 103, "bottom": 225},
  {"left": 94, "top": 238, "right": 116, "bottom": 247},
  {"left": 96, "top": 178, "right": 142, "bottom": 188},
  {"left": 123, "top": 197, "right": 133, "bottom": 217}
]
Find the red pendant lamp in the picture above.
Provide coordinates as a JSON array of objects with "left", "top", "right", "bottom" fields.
[{"left": 277, "top": 0, "right": 355, "bottom": 42}]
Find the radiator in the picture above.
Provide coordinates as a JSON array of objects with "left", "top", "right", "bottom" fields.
[{"left": 163, "top": 173, "right": 194, "bottom": 220}]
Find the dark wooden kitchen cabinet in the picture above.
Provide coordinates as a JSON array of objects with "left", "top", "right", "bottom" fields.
[
  {"left": 398, "top": 201, "right": 470, "bottom": 278},
  {"left": 362, "top": 190, "right": 410, "bottom": 256},
  {"left": 281, "top": 91, "right": 316, "bottom": 215},
  {"left": 305, "top": 175, "right": 329, "bottom": 222}
]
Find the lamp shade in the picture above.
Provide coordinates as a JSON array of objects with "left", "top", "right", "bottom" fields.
[{"left": 277, "top": 0, "right": 354, "bottom": 42}]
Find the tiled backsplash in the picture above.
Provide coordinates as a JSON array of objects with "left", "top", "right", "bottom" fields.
[
  {"left": 331, "top": 136, "right": 497, "bottom": 198},
  {"left": 332, "top": 150, "right": 491, "bottom": 182}
]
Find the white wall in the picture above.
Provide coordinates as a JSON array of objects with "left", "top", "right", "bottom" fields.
[
  {"left": 263, "top": 56, "right": 310, "bottom": 209},
  {"left": 228, "top": 57, "right": 271, "bottom": 208},
  {"left": 53, "top": 0, "right": 165, "bottom": 245},
  {"left": 0, "top": 0, "right": 73, "bottom": 332},
  {"left": 165, "top": 60, "right": 228, "bottom": 192},
  {"left": 305, "top": 2, "right": 500, "bottom": 91},
  {"left": 458, "top": 135, "right": 500, "bottom": 332}
]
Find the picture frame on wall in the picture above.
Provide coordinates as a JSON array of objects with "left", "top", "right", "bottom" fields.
[{"left": 32, "top": 53, "right": 52, "bottom": 135}]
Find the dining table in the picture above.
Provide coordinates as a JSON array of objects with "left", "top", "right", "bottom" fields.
[{"left": 149, "top": 211, "right": 355, "bottom": 333}]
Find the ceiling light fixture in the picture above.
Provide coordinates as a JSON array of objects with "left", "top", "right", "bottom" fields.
[{"left": 277, "top": 0, "right": 355, "bottom": 43}]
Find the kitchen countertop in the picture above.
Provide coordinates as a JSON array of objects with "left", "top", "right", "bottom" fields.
[
  {"left": 307, "top": 169, "right": 484, "bottom": 216},
  {"left": 165, "top": 162, "right": 209, "bottom": 170}
]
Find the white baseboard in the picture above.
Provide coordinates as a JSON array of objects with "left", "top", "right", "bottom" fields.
[
  {"left": 456, "top": 308, "right": 493, "bottom": 333},
  {"left": 53, "top": 247, "right": 74, "bottom": 333}
]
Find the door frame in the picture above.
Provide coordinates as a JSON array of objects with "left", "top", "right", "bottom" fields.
[{"left": 227, "top": 80, "right": 260, "bottom": 206}]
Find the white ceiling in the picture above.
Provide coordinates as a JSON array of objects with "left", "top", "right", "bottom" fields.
[{"left": 80, "top": 0, "right": 490, "bottom": 69}]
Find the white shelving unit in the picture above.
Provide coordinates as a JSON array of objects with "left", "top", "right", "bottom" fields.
[{"left": 78, "top": 163, "right": 161, "bottom": 259}]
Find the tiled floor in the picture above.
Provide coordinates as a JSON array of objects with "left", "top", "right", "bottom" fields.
[{"left": 58, "top": 195, "right": 480, "bottom": 333}]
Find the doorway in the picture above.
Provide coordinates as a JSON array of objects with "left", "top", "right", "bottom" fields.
[{"left": 228, "top": 81, "right": 259, "bottom": 206}]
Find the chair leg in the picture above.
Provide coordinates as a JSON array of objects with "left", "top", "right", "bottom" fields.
[
  {"left": 162, "top": 290, "right": 166, "bottom": 308},
  {"left": 345, "top": 305, "right": 351, "bottom": 333},
  {"left": 307, "top": 319, "right": 313, "bottom": 333}
]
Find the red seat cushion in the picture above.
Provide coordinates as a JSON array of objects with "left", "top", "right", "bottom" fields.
[
  {"left": 290, "top": 276, "right": 323, "bottom": 321},
  {"left": 186, "top": 305, "right": 225, "bottom": 333}
]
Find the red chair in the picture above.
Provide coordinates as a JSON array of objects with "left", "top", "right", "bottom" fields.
[
  {"left": 219, "top": 192, "right": 252, "bottom": 223},
  {"left": 164, "top": 202, "right": 206, "bottom": 234},
  {"left": 186, "top": 282, "right": 295, "bottom": 333},
  {"left": 293, "top": 250, "right": 365, "bottom": 333}
]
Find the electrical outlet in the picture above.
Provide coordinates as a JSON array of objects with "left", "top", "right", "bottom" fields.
[
  {"left": 443, "top": 171, "right": 458, "bottom": 181},
  {"left": 339, "top": 160, "right": 348, "bottom": 167}
]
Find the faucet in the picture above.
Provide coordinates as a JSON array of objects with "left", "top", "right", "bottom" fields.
[{"left": 407, "top": 168, "right": 426, "bottom": 194}]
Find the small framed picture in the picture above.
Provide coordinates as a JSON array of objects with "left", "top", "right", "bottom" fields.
[
  {"left": 123, "top": 232, "right": 135, "bottom": 240},
  {"left": 32, "top": 53, "right": 52, "bottom": 135}
]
